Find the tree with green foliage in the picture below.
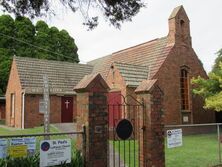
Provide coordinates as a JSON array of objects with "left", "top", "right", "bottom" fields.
[
  {"left": 0, "top": 14, "right": 79, "bottom": 95},
  {"left": 192, "top": 50, "right": 222, "bottom": 111},
  {"left": 1, "top": 0, "right": 145, "bottom": 30}
]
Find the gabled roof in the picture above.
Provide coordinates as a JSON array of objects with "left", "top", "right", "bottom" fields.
[
  {"left": 114, "top": 62, "right": 149, "bottom": 87},
  {"left": 74, "top": 73, "right": 110, "bottom": 92},
  {"left": 88, "top": 37, "right": 173, "bottom": 79},
  {"left": 14, "top": 56, "right": 93, "bottom": 94},
  {"left": 135, "top": 79, "right": 158, "bottom": 93}
]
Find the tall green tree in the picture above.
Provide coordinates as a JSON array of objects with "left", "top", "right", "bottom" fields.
[
  {"left": 35, "top": 20, "right": 50, "bottom": 59},
  {"left": 0, "top": 14, "right": 79, "bottom": 95},
  {"left": 14, "top": 16, "right": 36, "bottom": 57},
  {"left": 192, "top": 50, "right": 222, "bottom": 111},
  {"left": 0, "top": 15, "right": 15, "bottom": 94},
  {"left": 1, "top": 0, "right": 145, "bottom": 29}
]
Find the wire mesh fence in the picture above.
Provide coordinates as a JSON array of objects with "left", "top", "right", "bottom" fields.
[
  {"left": 0, "top": 130, "right": 85, "bottom": 167},
  {"left": 165, "top": 123, "right": 222, "bottom": 167}
]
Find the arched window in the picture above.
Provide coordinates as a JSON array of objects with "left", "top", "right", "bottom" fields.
[{"left": 180, "top": 68, "right": 189, "bottom": 110}]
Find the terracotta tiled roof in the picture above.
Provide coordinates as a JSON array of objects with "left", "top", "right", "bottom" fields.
[
  {"left": 88, "top": 37, "right": 172, "bottom": 79},
  {"left": 114, "top": 62, "right": 149, "bottom": 87},
  {"left": 15, "top": 56, "right": 93, "bottom": 94},
  {"left": 135, "top": 79, "right": 157, "bottom": 93}
]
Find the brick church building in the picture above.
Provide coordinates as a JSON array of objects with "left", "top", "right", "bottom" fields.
[
  {"left": 88, "top": 5, "right": 215, "bottom": 125},
  {"left": 6, "top": 5, "right": 215, "bottom": 128},
  {"left": 6, "top": 57, "right": 93, "bottom": 128}
]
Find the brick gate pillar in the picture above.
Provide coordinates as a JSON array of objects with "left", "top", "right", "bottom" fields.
[
  {"left": 135, "top": 79, "right": 165, "bottom": 167},
  {"left": 74, "top": 73, "right": 110, "bottom": 167}
]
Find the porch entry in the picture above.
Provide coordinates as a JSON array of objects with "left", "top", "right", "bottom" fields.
[{"left": 61, "top": 97, "right": 73, "bottom": 123}]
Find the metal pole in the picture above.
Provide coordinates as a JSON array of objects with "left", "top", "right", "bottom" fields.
[
  {"left": 217, "top": 124, "right": 221, "bottom": 164},
  {"left": 82, "top": 125, "right": 86, "bottom": 167}
]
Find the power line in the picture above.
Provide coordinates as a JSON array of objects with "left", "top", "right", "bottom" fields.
[{"left": 0, "top": 31, "right": 82, "bottom": 62}]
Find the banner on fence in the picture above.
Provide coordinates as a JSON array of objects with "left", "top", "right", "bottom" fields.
[
  {"left": 40, "top": 139, "right": 71, "bottom": 167},
  {"left": 9, "top": 145, "right": 27, "bottom": 158},
  {"left": 10, "top": 137, "right": 36, "bottom": 156},
  {"left": 0, "top": 139, "right": 7, "bottom": 158},
  {"left": 167, "top": 128, "right": 183, "bottom": 148}
]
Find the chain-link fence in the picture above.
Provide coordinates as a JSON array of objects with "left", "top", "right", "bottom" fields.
[
  {"left": 0, "top": 130, "right": 85, "bottom": 167},
  {"left": 165, "top": 123, "right": 222, "bottom": 167}
]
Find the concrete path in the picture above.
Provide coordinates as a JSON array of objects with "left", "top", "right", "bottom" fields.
[{"left": 52, "top": 123, "right": 77, "bottom": 138}]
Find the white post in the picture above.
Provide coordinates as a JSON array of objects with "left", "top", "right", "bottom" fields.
[
  {"left": 43, "top": 74, "right": 50, "bottom": 139},
  {"left": 22, "top": 91, "right": 25, "bottom": 129}
]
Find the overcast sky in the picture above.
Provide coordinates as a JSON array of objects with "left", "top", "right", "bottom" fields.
[{"left": 5, "top": 1, "right": 222, "bottom": 72}]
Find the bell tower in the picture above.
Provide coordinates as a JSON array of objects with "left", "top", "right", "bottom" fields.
[{"left": 167, "top": 5, "right": 192, "bottom": 46}]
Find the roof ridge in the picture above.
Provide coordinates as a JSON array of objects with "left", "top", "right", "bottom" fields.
[
  {"left": 14, "top": 56, "right": 92, "bottom": 67},
  {"left": 112, "top": 36, "right": 167, "bottom": 54}
]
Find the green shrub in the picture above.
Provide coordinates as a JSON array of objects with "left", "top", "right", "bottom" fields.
[{"left": 0, "top": 149, "right": 83, "bottom": 167}]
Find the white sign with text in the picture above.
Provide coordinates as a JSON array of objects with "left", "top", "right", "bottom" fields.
[
  {"left": 0, "top": 139, "right": 7, "bottom": 158},
  {"left": 40, "top": 139, "right": 71, "bottom": 167},
  {"left": 10, "top": 137, "right": 36, "bottom": 155},
  {"left": 167, "top": 129, "right": 183, "bottom": 148}
]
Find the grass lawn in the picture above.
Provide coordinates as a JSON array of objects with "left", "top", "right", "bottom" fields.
[
  {"left": 0, "top": 125, "right": 76, "bottom": 151},
  {"left": 111, "top": 140, "right": 139, "bottom": 167},
  {"left": 0, "top": 125, "right": 59, "bottom": 135},
  {"left": 113, "top": 134, "right": 222, "bottom": 167}
]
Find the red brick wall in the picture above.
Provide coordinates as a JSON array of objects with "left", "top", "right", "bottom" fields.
[
  {"left": 155, "top": 46, "right": 215, "bottom": 124},
  {"left": 6, "top": 60, "right": 23, "bottom": 128},
  {"left": 24, "top": 95, "right": 77, "bottom": 128},
  {"left": 155, "top": 6, "right": 215, "bottom": 124}
]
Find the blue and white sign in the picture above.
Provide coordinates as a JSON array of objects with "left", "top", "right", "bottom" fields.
[
  {"left": 0, "top": 139, "right": 8, "bottom": 158},
  {"left": 10, "top": 137, "right": 36, "bottom": 155},
  {"left": 40, "top": 139, "right": 71, "bottom": 167},
  {"left": 167, "top": 129, "right": 183, "bottom": 148}
]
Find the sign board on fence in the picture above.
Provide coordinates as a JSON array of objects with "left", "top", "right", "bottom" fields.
[
  {"left": 40, "top": 139, "right": 71, "bottom": 167},
  {"left": 167, "top": 129, "right": 183, "bottom": 148},
  {"left": 0, "top": 139, "right": 8, "bottom": 158},
  {"left": 9, "top": 145, "right": 27, "bottom": 158},
  {"left": 10, "top": 137, "right": 36, "bottom": 156}
]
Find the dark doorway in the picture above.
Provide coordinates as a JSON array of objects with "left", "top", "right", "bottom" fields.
[
  {"left": 108, "top": 91, "right": 121, "bottom": 127},
  {"left": 61, "top": 97, "right": 73, "bottom": 123},
  {"left": 215, "top": 112, "right": 222, "bottom": 123}
]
